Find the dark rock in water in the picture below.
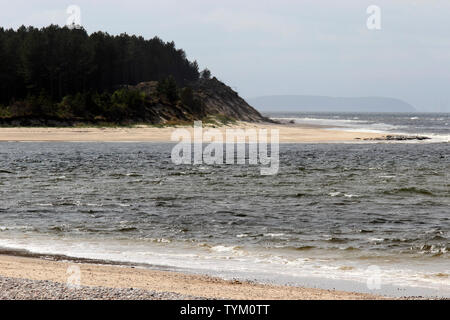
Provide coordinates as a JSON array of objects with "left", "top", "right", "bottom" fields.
[{"left": 362, "top": 135, "right": 431, "bottom": 141}]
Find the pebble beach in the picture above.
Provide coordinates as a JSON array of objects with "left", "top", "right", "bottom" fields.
[{"left": 0, "top": 275, "right": 203, "bottom": 300}]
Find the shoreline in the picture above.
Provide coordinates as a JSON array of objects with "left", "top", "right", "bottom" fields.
[
  {"left": 0, "top": 254, "right": 386, "bottom": 300},
  {"left": 0, "top": 121, "right": 445, "bottom": 300},
  {"left": 0, "top": 122, "right": 386, "bottom": 143}
]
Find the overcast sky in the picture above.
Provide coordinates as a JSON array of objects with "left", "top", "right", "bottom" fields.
[{"left": 1, "top": 0, "right": 449, "bottom": 111}]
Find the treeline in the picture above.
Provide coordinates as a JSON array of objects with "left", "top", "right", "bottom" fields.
[
  {"left": 0, "top": 25, "right": 201, "bottom": 105},
  {"left": 0, "top": 75, "right": 209, "bottom": 125}
]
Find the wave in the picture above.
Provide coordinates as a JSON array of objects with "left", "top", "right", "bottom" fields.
[
  {"left": 0, "top": 225, "right": 34, "bottom": 232},
  {"left": 417, "top": 244, "right": 449, "bottom": 256},
  {"left": 326, "top": 237, "right": 349, "bottom": 243},
  {"left": 0, "top": 236, "right": 448, "bottom": 297},
  {"left": 274, "top": 117, "right": 404, "bottom": 133},
  {"left": 273, "top": 116, "right": 450, "bottom": 142},
  {"left": 294, "top": 245, "right": 315, "bottom": 251},
  {"left": 383, "top": 187, "right": 434, "bottom": 196},
  {"left": 0, "top": 234, "right": 448, "bottom": 297},
  {"left": 209, "top": 245, "right": 242, "bottom": 253}
]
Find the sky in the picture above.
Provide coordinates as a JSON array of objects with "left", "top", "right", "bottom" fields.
[{"left": 1, "top": 0, "right": 449, "bottom": 111}]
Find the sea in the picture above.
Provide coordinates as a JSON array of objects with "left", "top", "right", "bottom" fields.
[{"left": 0, "top": 112, "right": 448, "bottom": 297}]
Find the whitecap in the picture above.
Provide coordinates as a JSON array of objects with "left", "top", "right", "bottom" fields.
[
  {"left": 87, "top": 203, "right": 103, "bottom": 207},
  {"left": 210, "top": 245, "right": 239, "bottom": 253},
  {"left": 264, "top": 233, "right": 285, "bottom": 238},
  {"left": 117, "top": 203, "right": 131, "bottom": 207}
]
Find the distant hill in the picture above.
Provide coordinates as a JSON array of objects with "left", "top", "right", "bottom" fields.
[{"left": 247, "top": 95, "right": 416, "bottom": 112}]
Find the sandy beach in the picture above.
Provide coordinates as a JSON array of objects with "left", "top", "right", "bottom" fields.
[
  {"left": 0, "top": 254, "right": 384, "bottom": 300},
  {"left": 0, "top": 122, "right": 384, "bottom": 143}
]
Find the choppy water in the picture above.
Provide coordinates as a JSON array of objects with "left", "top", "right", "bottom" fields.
[
  {"left": 0, "top": 140, "right": 448, "bottom": 297},
  {"left": 268, "top": 112, "right": 450, "bottom": 142}
]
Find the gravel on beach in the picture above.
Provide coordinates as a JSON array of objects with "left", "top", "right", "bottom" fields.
[{"left": 0, "top": 275, "right": 205, "bottom": 300}]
